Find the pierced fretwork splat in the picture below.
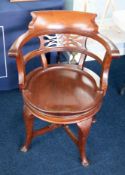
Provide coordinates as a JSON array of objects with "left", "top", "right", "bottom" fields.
[{"left": 39, "top": 34, "right": 88, "bottom": 66}]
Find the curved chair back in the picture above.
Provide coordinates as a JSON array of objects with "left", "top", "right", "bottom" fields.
[{"left": 9, "top": 11, "right": 119, "bottom": 94}]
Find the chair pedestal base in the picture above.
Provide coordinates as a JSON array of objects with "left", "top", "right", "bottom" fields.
[{"left": 21, "top": 107, "right": 93, "bottom": 167}]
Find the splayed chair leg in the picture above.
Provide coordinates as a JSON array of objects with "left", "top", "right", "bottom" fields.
[
  {"left": 77, "top": 117, "right": 92, "bottom": 167},
  {"left": 21, "top": 106, "right": 34, "bottom": 152}
]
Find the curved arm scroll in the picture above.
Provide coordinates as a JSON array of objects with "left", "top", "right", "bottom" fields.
[
  {"left": 8, "top": 31, "right": 33, "bottom": 57},
  {"left": 98, "top": 33, "right": 120, "bottom": 58},
  {"left": 97, "top": 34, "right": 120, "bottom": 94},
  {"left": 8, "top": 31, "right": 33, "bottom": 90}
]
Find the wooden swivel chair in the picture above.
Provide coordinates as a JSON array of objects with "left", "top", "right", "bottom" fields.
[{"left": 9, "top": 11, "right": 119, "bottom": 166}]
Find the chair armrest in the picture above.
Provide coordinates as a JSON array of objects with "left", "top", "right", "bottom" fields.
[
  {"left": 98, "top": 33, "right": 119, "bottom": 58},
  {"left": 8, "top": 32, "right": 31, "bottom": 90},
  {"left": 98, "top": 34, "right": 120, "bottom": 95},
  {"left": 8, "top": 31, "right": 31, "bottom": 57}
]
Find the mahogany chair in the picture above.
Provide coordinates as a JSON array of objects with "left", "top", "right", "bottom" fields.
[{"left": 8, "top": 11, "right": 119, "bottom": 166}]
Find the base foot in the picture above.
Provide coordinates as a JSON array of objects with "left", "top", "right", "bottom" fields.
[
  {"left": 20, "top": 146, "right": 28, "bottom": 153},
  {"left": 81, "top": 159, "right": 89, "bottom": 167}
]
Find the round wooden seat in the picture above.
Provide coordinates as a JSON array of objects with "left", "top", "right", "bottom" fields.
[{"left": 23, "top": 65, "right": 103, "bottom": 116}]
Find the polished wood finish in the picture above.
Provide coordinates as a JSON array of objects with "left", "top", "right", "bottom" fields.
[
  {"left": 23, "top": 65, "right": 103, "bottom": 116},
  {"left": 63, "top": 125, "right": 78, "bottom": 145},
  {"left": 21, "top": 106, "right": 34, "bottom": 152},
  {"left": 9, "top": 10, "right": 119, "bottom": 166},
  {"left": 77, "top": 118, "right": 93, "bottom": 166}
]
